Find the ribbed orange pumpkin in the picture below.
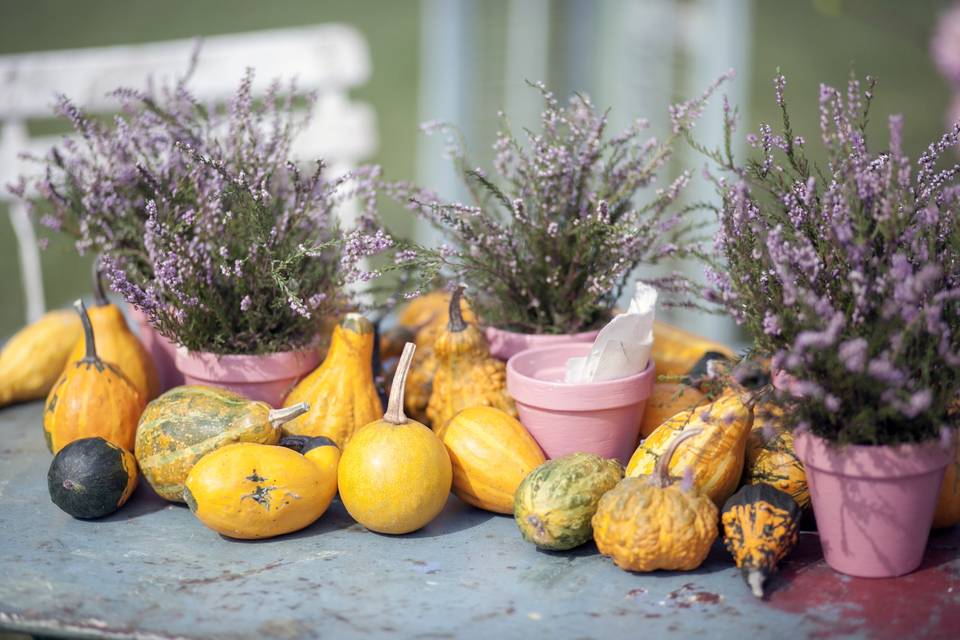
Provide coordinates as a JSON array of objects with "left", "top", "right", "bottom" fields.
[
  {"left": 66, "top": 270, "right": 158, "bottom": 401},
  {"left": 437, "top": 406, "right": 545, "bottom": 514},
  {"left": 43, "top": 300, "right": 145, "bottom": 453}
]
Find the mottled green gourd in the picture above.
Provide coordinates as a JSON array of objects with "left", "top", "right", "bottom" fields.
[{"left": 514, "top": 452, "right": 623, "bottom": 550}]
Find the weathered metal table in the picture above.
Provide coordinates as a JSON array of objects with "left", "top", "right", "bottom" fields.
[{"left": 1, "top": 400, "right": 958, "bottom": 640}]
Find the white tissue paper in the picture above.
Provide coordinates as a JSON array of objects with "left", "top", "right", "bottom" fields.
[{"left": 564, "top": 282, "right": 657, "bottom": 383}]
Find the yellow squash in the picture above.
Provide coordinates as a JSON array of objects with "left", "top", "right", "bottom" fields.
[
  {"left": 43, "top": 300, "right": 145, "bottom": 453},
  {"left": 0, "top": 309, "right": 82, "bottom": 407},
  {"left": 640, "top": 382, "right": 708, "bottom": 438},
  {"left": 184, "top": 437, "right": 340, "bottom": 539},
  {"left": 338, "top": 342, "right": 452, "bottom": 534},
  {"left": 67, "top": 272, "right": 159, "bottom": 401},
  {"left": 282, "top": 313, "right": 382, "bottom": 447},
  {"left": 652, "top": 320, "right": 736, "bottom": 378},
  {"left": 438, "top": 406, "right": 545, "bottom": 514},
  {"left": 933, "top": 400, "right": 960, "bottom": 529},
  {"left": 593, "top": 429, "right": 718, "bottom": 572},
  {"left": 626, "top": 392, "right": 754, "bottom": 507},
  {"left": 743, "top": 403, "right": 809, "bottom": 510},
  {"left": 135, "top": 386, "right": 308, "bottom": 502},
  {"left": 425, "top": 288, "right": 516, "bottom": 429}
]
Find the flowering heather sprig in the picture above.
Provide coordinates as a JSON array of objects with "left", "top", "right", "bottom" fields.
[
  {"left": 385, "top": 77, "right": 731, "bottom": 334},
  {"left": 12, "top": 67, "right": 390, "bottom": 354},
  {"left": 701, "top": 72, "right": 960, "bottom": 445}
]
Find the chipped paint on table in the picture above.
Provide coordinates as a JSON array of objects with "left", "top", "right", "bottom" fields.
[{"left": 0, "top": 401, "right": 958, "bottom": 640}]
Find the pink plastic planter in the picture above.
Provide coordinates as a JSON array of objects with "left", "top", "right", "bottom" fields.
[
  {"left": 795, "top": 431, "right": 955, "bottom": 578},
  {"left": 506, "top": 343, "right": 655, "bottom": 465},
  {"left": 127, "top": 305, "right": 184, "bottom": 393},
  {"left": 485, "top": 326, "right": 600, "bottom": 361},
  {"left": 175, "top": 347, "right": 320, "bottom": 407}
]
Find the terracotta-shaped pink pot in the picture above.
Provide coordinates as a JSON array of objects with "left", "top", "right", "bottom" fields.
[
  {"left": 485, "top": 326, "right": 600, "bottom": 362},
  {"left": 175, "top": 347, "right": 320, "bottom": 407},
  {"left": 795, "top": 431, "right": 955, "bottom": 578},
  {"left": 126, "top": 305, "right": 184, "bottom": 393},
  {"left": 506, "top": 343, "right": 654, "bottom": 465}
]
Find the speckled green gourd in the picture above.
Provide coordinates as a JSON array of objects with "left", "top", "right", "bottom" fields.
[{"left": 514, "top": 452, "right": 623, "bottom": 550}]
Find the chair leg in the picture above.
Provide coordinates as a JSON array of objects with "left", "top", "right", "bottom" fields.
[{"left": 9, "top": 201, "right": 46, "bottom": 323}]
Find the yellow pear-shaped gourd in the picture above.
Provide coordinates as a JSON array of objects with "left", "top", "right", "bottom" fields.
[
  {"left": 44, "top": 300, "right": 145, "bottom": 453},
  {"left": 184, "top": 436, "right": 340, "bottom": 539},
  {"left": 626, "top": 392, "right": 754, "bottom": 507},
  {"left": 652, "top": 320, "right": 736, "bottom": 377},
  {"left": 425, "top": 287, "right": 516, "bottom": 430},
  {"left": 338, "top": 342, "right": 452, "bottom": 534},
  {"left": 66, "top": 267, "right": 159, "bottom": 401},
  {"left": 593, "top": 429, "right": 718, "bottom": 572},
  {"left": 282, "top": 313, "right": 382, "bottom": 447},
  {"left": 0, "top": 309, "right": 82, "bottom": 407}
]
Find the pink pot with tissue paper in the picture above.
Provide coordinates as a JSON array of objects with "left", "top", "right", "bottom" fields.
[
  {"left": 485, "top": 326, "right": 601, "bottom": 361},
  {"left": 506, "top": 343, "right": 655, "bottom": 465}
]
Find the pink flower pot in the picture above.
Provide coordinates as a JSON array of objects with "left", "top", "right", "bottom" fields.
[
  {"left": 175, "top": 347, "right": 321, "bottom": 407},
  {"left": 795, "top": 431, "right": 956, "bottom": 578},
  {"left": 126, "top": 305, "right": 184, "bottom": 393},
  {"left": 506, "top": 343, "right": 655, "bottom": 465},
  {"left": 485, "top": 326, "right": 601, "bottom": 361}
]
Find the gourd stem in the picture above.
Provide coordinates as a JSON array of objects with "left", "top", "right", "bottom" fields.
[
  {"left": 73, "top": 299, "right": 99, "bottom": 363},
  {"left": 747, "top": 570, "right": 765, "bottom": 598},
  {"left": 92, "top": 256, "right": 109, "bottom": 307},
  {"left": 447, "top": 286, "right": 467, "bottom": 332},
  {"left": 653, "top": 428, "right": 702, "bottom": 488},
  {"left": 384, "top": 342, "right": 416, "bottom": 425},
  {"left": 268, "top": 403, "right": 309, "bottom": 428}
]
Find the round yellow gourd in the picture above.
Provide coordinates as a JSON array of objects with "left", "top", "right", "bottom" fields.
[
  {"left": 184, "top": 438, "right": 340, "bottom": 539},
  {"left": 338, "top": 342, "right": 452, "bottom": 534}
]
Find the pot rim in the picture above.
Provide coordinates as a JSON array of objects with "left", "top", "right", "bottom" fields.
[
  {"left": 794, "top": 430, "right": 956, "bottom": 479},
  {"left": 506, "top": 343, "right": 655, "bottom": 411},
  {"left": 175, "top": 345, "right": 320, "bottom": 382},
  {"left": 484, "top": 325, "right": 603, "bottom": 339}
]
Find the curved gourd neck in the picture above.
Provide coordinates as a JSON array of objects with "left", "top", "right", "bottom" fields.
[
  {"left": 328, "top": 314, "right": 375, "bottom": 360},
  {"left": 384, "top": 342, "right": 416, "bottom": 425},
  {"left": 447, "top": 286, "right": 467, "bottom": 333},
  {"left": 74, "top": 299, "right": 101, "bottom": 364},
  {"left": 651, "top": 428, "right": 702, "bottom": 489}
]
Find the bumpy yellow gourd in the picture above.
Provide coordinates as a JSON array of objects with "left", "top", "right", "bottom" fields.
[
  {"left": 652, "top": 320, "right": 736, "bottom": 377},
  {"left": 626, "top": 392, "right": 754, "bottom": 507},
  {"left": 43, "top": 301, "right": 145, "bottom": 453},
  {"left": 66, "top": 273, "right": 159, "bottom": 401},
  {"left": 425, "top": 288, "right": 516, "bottom": 429},
  {"left": 0, "top": 309, "right": 82, "bottom": 407},
  {"left": 282, "top": 314, "right": 382, "bottom": 447},
  {"left": 743, "top": 403, "right": 809, "bottom": 510},
  {"left": 438, "top": 406, "right": 545, "bottom": 514},
  {"left": 593, "top": 429, "right": 718, "bottom": 572},
  {"left": 184, "top": 437, "right": 340, "bottom": 539},
  {"left": 338, "top": 343, "right": 452, "bottom": 534}
]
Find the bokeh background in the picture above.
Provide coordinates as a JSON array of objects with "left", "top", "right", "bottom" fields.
[{"left": 0, "top": 0, "right": 953, "bottom": 341}]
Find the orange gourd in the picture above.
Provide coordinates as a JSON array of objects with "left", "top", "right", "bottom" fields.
[{"left": 43, "top": 300, "right": 145, "bottom": 453}]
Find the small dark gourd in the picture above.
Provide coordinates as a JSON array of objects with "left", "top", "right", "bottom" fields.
[
  {"left": 48, "top": 437, "right": 139, "bottom": 519},
  {"left": 721, "top": 483, "right": 802, "bottom": 598}
]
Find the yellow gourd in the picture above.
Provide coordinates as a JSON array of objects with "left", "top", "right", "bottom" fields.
[
  {"left": 933, "top": 396, "right": 960, "bottom": 529},
  {"left": 282, "top": 313, "right": 382, "bottom": 447},
  {"left": 593, "top": 429, "right": 718, "bottom": 572},
  {"left": 626, "top": 392, "right": 754, "bottom": 507},
  {"left": 338, "top": 343, "right": 452, "bottom": 534},
  {"left": 652, "top": 320, "right": 736, "bottom": 377},
  {"left": 0, "top": 309, "right": 82, "bottom": 407},
  {"left": 184, "top": 436, "right": 340, "bottom": 539},
  {"left": 425, "top": 288, "right": 516, "bottom": 429},
  {"left": 640, "top": 382, "right": 708, "bottom": 438},
  {"left": 43, "top": 300, "right": 145, "bottom": 453},
  {"left": 438, "top": 406, "right": 545, "bottom": 514},
  {"left": 66, "top": 270, "right": 159, "bottom": 401},
  {"left": 743, "top": 403, "right": 809, "bottom": 510}
]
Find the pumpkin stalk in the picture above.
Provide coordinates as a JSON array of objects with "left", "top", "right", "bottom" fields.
[
  {"left": 384, "top": 342, "right": 416, "bottom": 425},
  {"left": 268, "top": 403, "right": 309, "bottom": 428},
  {"left": 651, "top": 428, "right": 703, "bottom": 488},
  {"left": 447, "top": 286, "right": 467, "bottom": 332},
  {"left": 73, "top": 299, "right": 99, "bottom": 364},
  {"left": 92, "top": 256, "right": 109, "bottom": 307}
]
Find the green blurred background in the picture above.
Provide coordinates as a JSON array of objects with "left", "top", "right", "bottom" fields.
[{"left": 0, "top": 0, "right": 953, "bottom": 339}]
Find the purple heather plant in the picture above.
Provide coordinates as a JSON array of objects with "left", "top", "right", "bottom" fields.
[
  {"left": 384, "top": 77, "right": 732, "bottom": 334},
  {"left": 697, "top": 71, "right": 960, "bottom": 446},
  {"left": 11, "top": 66, "right": 390, "bottom": 355}
]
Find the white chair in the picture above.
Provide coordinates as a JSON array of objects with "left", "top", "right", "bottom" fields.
[{"left": 0, "top": 24, "right": 378, "bottom": 323}]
